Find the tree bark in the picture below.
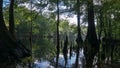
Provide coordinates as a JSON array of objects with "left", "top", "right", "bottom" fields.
[
  {"left": 84, "top": 0, "right": 99, "bottom": 67},
  {"left": 0, "top": 0, "right": 16, "bottom": 66},
  {"left": 0, "top": 0, "right": 30, "bottom": 66},
  {"left": 56, "top": 0, "right": 60, "bottom": 68},
  {"left": 9, "top": 0, "right": 15, "bottom": 39},
  {"left": 75, "top": 0, "right": 83, "bottom": 68}
]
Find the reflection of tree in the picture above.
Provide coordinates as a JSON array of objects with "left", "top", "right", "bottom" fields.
[{"left": 62, "top": 35, "right": 68, "bottom": 67}]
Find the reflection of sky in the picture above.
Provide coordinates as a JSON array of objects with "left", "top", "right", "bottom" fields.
[{"left": 3, "top": 0, "right": 10, "bottom": 7}]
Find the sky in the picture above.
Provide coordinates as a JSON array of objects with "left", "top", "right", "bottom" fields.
[
  {"left": 21, "top": 1, "right": 78, "bottom": 25},
  {"left": 3, "top": 0, "right": 78, "bottom": 25},
  {"left": 3, "top": 0, "right": 10, "bottom": 7},
  {"left": 60, "top": 14, "right": 77, "bottom": 25},
  {"left": 3, "top": 0, "right": 101, "bottom": 25}
]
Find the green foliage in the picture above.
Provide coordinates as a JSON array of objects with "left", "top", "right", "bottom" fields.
[
  {"left": 2, "top": 0, "right": 120, "bottom": 66},
  {"left": 59, "top": 20, "right": 69, "bottom": 33},
  {"left": 3, "top": 4, "right": 57, "bottom": 60}
]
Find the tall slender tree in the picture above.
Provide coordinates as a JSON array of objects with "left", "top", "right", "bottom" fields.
[
  {"left": 56, "top": 0, "right": 60, "bottom": 67},
  {"left": 75, "top": 0, "right": 83, "bottom": 67}
]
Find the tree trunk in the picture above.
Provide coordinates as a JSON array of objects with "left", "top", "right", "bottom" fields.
[
  {"left": 0, "top": 0, "right": 16, "bottom": 67},
  {"left": 0, "top": 0, "right": 15, "bottom": 48},
  {"left": 75, "top": 0, "right": 83, "bottom": 67},
  {"left": 0, "top": 0, "right": 30, "bottom": 66},
  {"left": 84, "top": 0, "right": 99, "bottom": 67},
  {"left": 9, "top": 0, "right": 15, "bottom": 39},
  {"left": 56, "top": 0, "right": 60, "bottom": 67}
]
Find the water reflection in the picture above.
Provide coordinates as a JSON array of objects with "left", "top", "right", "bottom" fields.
[
  {"left": 34, "top": 49, "right": 85, "bottom": 68},
  {"left": 34, "top": 60, "right": 54, "bottom": 68}
]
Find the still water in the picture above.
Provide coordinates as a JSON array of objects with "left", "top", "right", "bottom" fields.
[{"left": 33, "top": 49, "right": 85, "bottom": 68}]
